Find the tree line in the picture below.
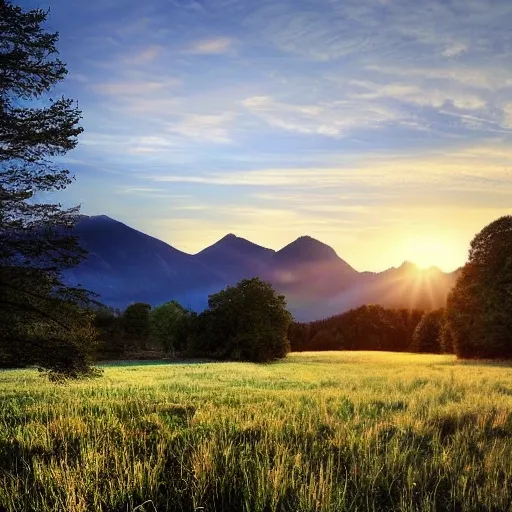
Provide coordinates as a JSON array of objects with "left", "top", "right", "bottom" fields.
[
  {"left": 92, "top": 278, "right": 292, "bottom": 364},
  {"left": 288, "top": 306, "right": 453, "bottom": 354}
]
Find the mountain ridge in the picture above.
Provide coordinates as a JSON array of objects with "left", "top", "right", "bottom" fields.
[{"left": 66, "top": 215, "right": 460, "bottom": 320}]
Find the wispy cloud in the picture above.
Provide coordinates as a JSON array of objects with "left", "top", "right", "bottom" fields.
[
  {"left": 504, "top": 104, "right": 512, "bottom": 128},
  {"left": 442, "top": 42, "right": 468, "bottom": 58},
  {"left": 92, "top": 79, "right": 180, "bottom": 96},
  {"left": 166, "top": 112, "right": 237, "bottom": 143},
  {"left": 186, "top": 37, "right": 234, "bottom": 55},
  {"left": 144, "top": 143, "right": 512, "bottom": 196},
  {"left": 242, "top": 95, "right": 403, "bottom": 136},
  {"left": 348, "top": 80, "right": 486, "bottom": 111}
]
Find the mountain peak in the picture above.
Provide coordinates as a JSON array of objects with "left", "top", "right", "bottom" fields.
[
  {"left": 219, "top": 233, "right": 239, "bottom": 242},
  {"left": 275, "top": 235, "right": 343, "bottom": 265},
  {"left": 399, "top": 260, "right": 418, "bottom": 270},
  {"left": 197, "top": 233, "right": 274, "bottom": 258}
]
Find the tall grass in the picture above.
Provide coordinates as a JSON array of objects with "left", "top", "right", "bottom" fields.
[{"left": 1, "top": 352, "right": 512, "bottom": 511}]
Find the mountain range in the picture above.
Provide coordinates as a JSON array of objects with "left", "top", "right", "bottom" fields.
[{"left": 63, "top": 215, "right": 461, "bottom": 321}]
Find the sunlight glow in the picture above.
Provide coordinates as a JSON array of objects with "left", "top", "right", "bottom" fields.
[{"left": 399, "top": 234, "right": 461, "bottom": 272}]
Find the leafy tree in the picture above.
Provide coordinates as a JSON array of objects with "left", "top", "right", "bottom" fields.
[
  {"left": 439, "top": 321, "right": 454, "bottom": 354},
  {"left": 446, "top": 216, "right": 512, "bottom": 358},
  {"left": 0, "top": 1, "right": 96, "bottom": 377},
  {"left": 150, "top": 300, "right": 190, "bottom": 353},
  {"left": 190, "top": 278, "right": 292, "bottom": 362},
  {"left": 410, "top": 309, "right": 444, "bottom": 354},
  {"left": 93, "top": 306, "right": 124, "bottom": 356},
  {"left": 122, "top": 303, "right": 151, "bottom": 350}
]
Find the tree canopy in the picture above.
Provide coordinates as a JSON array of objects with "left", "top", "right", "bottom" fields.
[
  {"left": 447, "top": 216, "right": 512, "bottom": 358},
  {"left": 190, "top": 278, "right": 292, "bottom": 362},
  {"left": 410, "top": 309, "right": 444, "bottom": 354},
  {"left": 150, "top": 300, "right": 190, "bottom": 353},
  {"left": 122, "top": 303, "right": 152, "bottom": 350}
]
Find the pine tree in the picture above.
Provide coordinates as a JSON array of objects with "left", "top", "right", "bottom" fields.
[{"left": 0, "top": 1, "right": 98, "bottom": 378}]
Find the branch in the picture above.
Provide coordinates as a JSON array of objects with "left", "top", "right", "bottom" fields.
[{"left": 0, "top": 297, "right": 71, "bottom": 331}]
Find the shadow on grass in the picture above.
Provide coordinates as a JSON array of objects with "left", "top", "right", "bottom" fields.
[
  {"left": 455, "top": 358, "right": 512, "bottom": 369},
  {"left": 98, "top": 358, "right": 214, "bottom": 368}
]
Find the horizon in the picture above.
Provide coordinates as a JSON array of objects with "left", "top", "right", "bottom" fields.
[{"left": 21, "top": 0, "right": 512, "bottom": 273}]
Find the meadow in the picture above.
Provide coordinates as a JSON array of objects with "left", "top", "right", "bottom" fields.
[{"left": 1, "top": 352, "right": 512, "bottom": 512}]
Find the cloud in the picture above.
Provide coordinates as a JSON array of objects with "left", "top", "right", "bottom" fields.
[
  {"left": 92, "top": 79, "right": 180, "bottom": 96},
  {"left": 367, "top": 64, "right": 512, "bottom": 91},
  {"left": 186, "top": 37, "right": 234, "bottom": 54},
  {"left": 349, "top": 80, "right": 486, "bottom": 111},
  {"left": 504, "top": 104, "right": 512, "bottom": 128},
  {"left": 242, "top": 95, "right": 403, "bottom": 136},
  {"left": 128, "top": 45, "right": 162, "bottom": 64},
  {"left": 166, "top": 112, "right": 237, "bottom": 143},
  {"left": 146, "top": 143, "right": 512, "bottom": 191},
  {"left": 442, "top": 42, "right": 468, "bottom": 58}
]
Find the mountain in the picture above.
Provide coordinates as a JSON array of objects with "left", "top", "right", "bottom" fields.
[
  {"left": 63, "top": 215, "right": 221, "bottom": 310},
  {"left": 268, "top": 236, "right": 359, "bottom": 313},
  {"left": 63, "top": 215, "right": 459, "bottom": 320},
  {"left": 195, "top": 234, "right": 274, "bottom": 283}
]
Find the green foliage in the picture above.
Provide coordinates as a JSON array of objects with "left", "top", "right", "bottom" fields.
[
  {"left": 93, "top": 306, "right": 124, "bottom": 356},
  {"left": 150, "top": 301, "right": 190, "bottom": 353},
  {"left": 410, "top": 309, "right": 444, "bottom": 354},
  {"left": 290, "top": 306, "right": 425, "bottom": 352},
  {"left": 1, "top": 353, "right": 512, "bottom": 511},
  {"left": 447, "top": 216, "right": 512, "bottom": 358},
  {"left": 0, "top": 267, "right": 99, "bottom": 379},
  {"left": 122, "top": 303, "right": 151, "bottom": 350},
  {"left": 439, "top": 321, "right": 455, "bottom": 354},
  {"left": 190, "top": 278, "right": 292, "bottom": 362},
  {"left": 0, "top": 1, "right": 96, "bottom": 377}
]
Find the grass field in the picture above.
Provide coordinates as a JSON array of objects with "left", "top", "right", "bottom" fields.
[{"left": 1, "top": 352, "right": 512, "bottom": 512}]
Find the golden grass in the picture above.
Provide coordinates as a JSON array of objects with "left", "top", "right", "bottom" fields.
[{"left": 1, "top": 352, "right": 512, "bottom": 511}]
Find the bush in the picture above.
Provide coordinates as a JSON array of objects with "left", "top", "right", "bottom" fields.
[{"left": 189, "top": 278, "right": 292, "bottom": 362}]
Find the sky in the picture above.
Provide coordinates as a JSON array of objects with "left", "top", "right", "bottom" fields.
[{"left": 22, "top": 0, "right": 512, "bottom": 272}]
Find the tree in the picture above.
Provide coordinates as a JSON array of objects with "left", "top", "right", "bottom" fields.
[
  {"left": 446, "top": 216, "right": 512, "bottom": 358},
  {"left": 439, "top": 321, "right": 454, "bottom": 354},
  {"left": 150, "top": 300, "right": 190, "bottom": 353},
  {"left": 93, "top": 306, "right": 124, "bottom": 356},
  {"left": 122, "top": 303, "right": 151, "bottom": 350},
  {"left": 0, "top": 1, "right": 95, "bottom": 377},
  {"left": 410, "top": 309, "right": 444, "bottom": 354},
  {"left": 189, "top": 278, "right": 292, "bottom": 362}
]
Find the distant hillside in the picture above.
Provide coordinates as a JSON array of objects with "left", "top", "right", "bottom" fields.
[
  {"left": 63, "top": 216, "right": 221, "bottom": 310},
  {"left": 64, "top": 215, "right": 460, "bottom": 320}
]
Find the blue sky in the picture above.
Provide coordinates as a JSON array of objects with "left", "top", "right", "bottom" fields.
[{"left": 23, "top": 0, "right": 512, "bottom": 271}]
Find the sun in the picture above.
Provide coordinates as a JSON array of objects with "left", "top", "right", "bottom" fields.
[{"left": 400, "top": 234, "right": 460, "bottom": 272}]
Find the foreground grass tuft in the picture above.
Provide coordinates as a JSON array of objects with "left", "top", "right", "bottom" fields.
[{"left": 1, "top": 352, "right": 512, "bottom": 511}]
